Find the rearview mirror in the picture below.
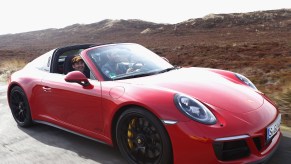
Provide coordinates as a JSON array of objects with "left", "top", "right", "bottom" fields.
[{"left": 65, "top": 71, "right": 92, "bottom": 88}]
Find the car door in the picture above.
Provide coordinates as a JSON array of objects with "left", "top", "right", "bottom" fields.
[{"left": 40, "top": 73, "right": 104, "bottom": 134}]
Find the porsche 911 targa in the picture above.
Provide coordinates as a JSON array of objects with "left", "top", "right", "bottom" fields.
[{"left": 7, "top": 43, "right": 281, "bottom": 164}]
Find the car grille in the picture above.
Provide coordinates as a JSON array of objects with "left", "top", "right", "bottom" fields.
[
  {"left": 213, "top": 140, "right": 250, "bottom": 161},
  {"left": 213, "top": 134, "right": 275, "bottom": 161}
]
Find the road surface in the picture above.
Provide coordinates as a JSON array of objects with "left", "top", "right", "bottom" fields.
[{"left": 1, "top": 82, "right": 290, "bottom": 163}]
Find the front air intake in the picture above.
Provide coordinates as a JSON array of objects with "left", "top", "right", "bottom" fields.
[{"left": 213, "top": 140, "right": 250, "bottom": 161}]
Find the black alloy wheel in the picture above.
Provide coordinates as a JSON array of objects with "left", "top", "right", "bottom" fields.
[
  {"left": 116, "top": 107, "right": 172, "bottom": 164},
  {"left": 9, "top": 86, "right": 32, "bottom": 127}
]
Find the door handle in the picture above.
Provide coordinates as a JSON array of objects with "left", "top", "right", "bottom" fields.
[{"left": 42, "top": 86, "right": 52, "bottom": 92}]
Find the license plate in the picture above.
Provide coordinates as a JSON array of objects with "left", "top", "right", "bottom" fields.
[{"left": 266, "top": 114, "right": 281, "bottom": 142}]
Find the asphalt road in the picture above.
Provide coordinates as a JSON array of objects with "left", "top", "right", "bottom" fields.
[{"left": 1, "top": 83, "right": 290, "bottom": 164}]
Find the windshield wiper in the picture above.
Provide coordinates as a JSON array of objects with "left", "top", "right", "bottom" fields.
[
  {"left": 113, "top": 72, "right": 158, "bottom": 80},
  {"left": 155, "top": 66, "right": 179, "bottom": 74}
]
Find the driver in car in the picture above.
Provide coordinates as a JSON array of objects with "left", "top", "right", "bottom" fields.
[
  {"left": 71, "top": 55, "right": 90, "bottom": 78},
  {"left": 101, "top": 52, "right": 128, "bottom": 78},
  {"left": 72, "top": 55, "right": 85, "bottom": 72}
]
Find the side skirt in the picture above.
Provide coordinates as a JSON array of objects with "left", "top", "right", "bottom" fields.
[{"left": 33, "top": 120, "right": 108, "bottom": 145}]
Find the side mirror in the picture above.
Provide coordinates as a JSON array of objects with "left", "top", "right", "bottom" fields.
[{"left": 65, "top": 71, "right": 92, "bottom": 88}]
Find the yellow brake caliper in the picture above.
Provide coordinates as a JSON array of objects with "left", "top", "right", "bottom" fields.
[{"left": 127, "top": 118, "right": 136, "bottom": 149}]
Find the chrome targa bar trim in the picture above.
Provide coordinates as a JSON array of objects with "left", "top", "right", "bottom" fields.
[
  {"left": 162, "top": 120, "right": 178, "bottom": 125},
  {"left": 215, "top": 135, "right": 250, "bottom": 142}
]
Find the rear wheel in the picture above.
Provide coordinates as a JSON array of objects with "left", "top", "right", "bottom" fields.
[
  {"left": 116, "top": 107, "right": 172, "bottom": 164},
  {"left": 9, "top": 86, "right": 33, "bottom": 127}
]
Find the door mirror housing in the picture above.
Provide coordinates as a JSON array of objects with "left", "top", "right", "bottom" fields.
[{"left": 65, "top": 71, "right": 92, "bottom": 88}]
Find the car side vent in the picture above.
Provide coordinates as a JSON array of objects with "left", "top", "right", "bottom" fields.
[{"left": 213, "top": 140, "right": 250, "bottom": 161}]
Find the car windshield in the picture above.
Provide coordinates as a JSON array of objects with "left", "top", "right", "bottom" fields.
[{"left": 87, "top": 43, "right": 174, "bottom": 80}]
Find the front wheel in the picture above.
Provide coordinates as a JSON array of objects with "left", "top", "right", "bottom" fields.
[
  {"left": 9, "top": 86, "right": 33, "bottom": 127},
  {"left": 116, "top": 107, "right": 172, "bottom": 164}
]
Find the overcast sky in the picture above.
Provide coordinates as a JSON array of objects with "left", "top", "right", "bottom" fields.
[{"left": 1, "top": 0, "right": 290, "bottom": 35}]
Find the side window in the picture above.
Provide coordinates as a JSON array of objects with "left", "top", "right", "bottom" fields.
[
  {"left": 60, "top": 49, "right": 82, "bottom": 75},
  {"left": 58, "top": 49, "right": 93, "bottom": 79},
  {"left": 26, "top": 50, "right": 53, "bottom": 72}
]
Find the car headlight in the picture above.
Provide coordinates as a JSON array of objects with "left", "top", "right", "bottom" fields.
[
  {"left": 174, "top": 94, "right": 217, "bottom": 124},
  {"left": 235, "top": 73, "right": 258, "bottom": 90}
]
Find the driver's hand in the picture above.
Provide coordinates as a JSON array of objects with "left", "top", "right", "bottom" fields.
[{"left": 126, "top": 67, "right": 135, "bottom": 73}]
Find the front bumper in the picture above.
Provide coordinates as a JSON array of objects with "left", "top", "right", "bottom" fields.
[{"left": 165, "top": 120, "right": 281, "bottom": 164}]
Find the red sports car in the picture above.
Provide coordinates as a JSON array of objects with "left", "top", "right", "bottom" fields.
[{"left": 7, "top": 43, "right": 281, "bottom": 164}]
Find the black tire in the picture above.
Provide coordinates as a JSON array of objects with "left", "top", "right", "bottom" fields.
[
  {"left": 9, "top": 86, "right": 33, "bottom": 127},
  {"left": 116, "top": 107, "right": 172, "bottom": 164}
]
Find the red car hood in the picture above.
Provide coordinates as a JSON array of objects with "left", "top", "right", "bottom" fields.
[{"left": 122, "top": 67, "right": 264, "bottom": 114}]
